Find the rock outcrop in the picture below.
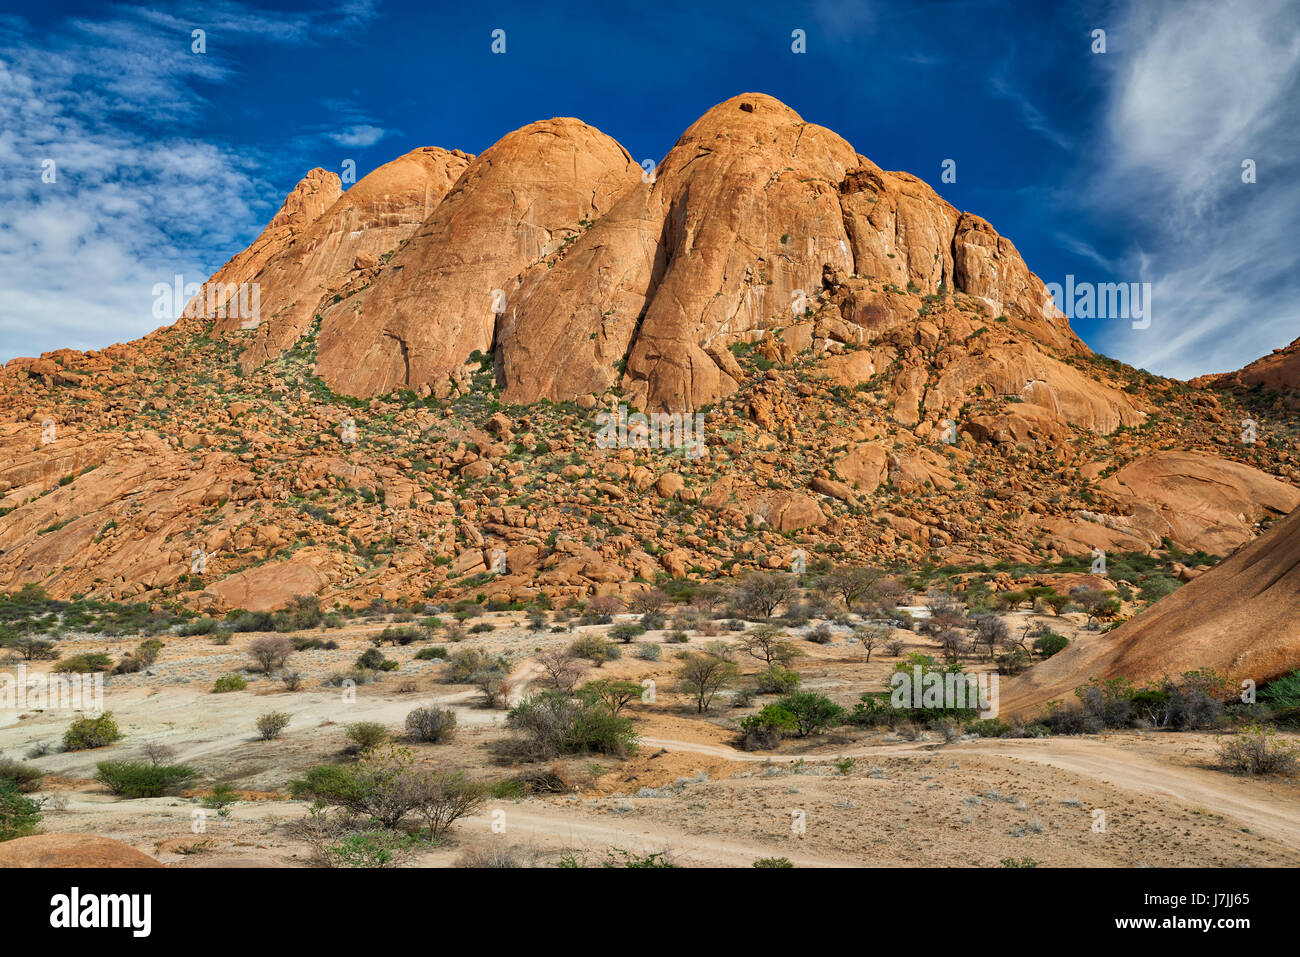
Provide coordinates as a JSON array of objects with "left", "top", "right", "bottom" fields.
[{"left": 1002, "top": 504, "right": 1300, "bottom": 719}]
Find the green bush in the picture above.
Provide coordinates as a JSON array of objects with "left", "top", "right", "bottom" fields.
[
  {"left": 634, "top": 643, "right": 661, "bottom": 661},
  {"left": 568, "top": 634, "right": 621, "bottom": 665},
  {"left": 228, "top": 610, "right": 275, "bottom": 632},
  {"left": 849, "top": 693, "right": 894, "bottom": 727},
  {"left": 776, "top": 692, "right": 845, "bottom": 737},
  {"left": 507, "top": 691, "right": 637, "bottom": 759},
  {"left": 212, "top": 673, "right": 247, "bottom": 693},
  {"left": 255, "top": 711, "right": 291, "bottom": 740},
  {"left": 609, "top": 623, "right": 647, "bottom": 643},
  {"left": 53, "top": 653, "right": 114, "bottom": 673},
  {"left": 176, "top": 617, "right": 220, "bottom": 636},
  {"left": 753, "top": 857, "right": 794, "bottom": 868},
  {"left": 754, "top": 665, "right": 801, "bottom": 695},
  {"left": 443, "top": 648, "right": 505, "bottom": 682},
  {"left": 0, "top": 779, "right": 41, "bottom": 842},
  {"left": 738, "top": 704, "right": 797, "bottom": 750},
  {"left": 355, "top": 647, "right": 397, "bottom": 671},
  {"left": 414, "top": 646, "right": 448, "bottom": 660},
  {"left": 0, "top": 756, "right": 44, "bottom": 792},
  {"left": 1260, "top": 669, "right": 1300, "bottom": 709},
  {"left": 95, "top": 760, "right": 197, "bottom": 797},
  {"left": 345, "top": 722, "right": 390, "bottom": 752},
  {"left": 63, "top": 713, "right": 122, "bottom": 751},
  {"left": 1032, "top": 632, "right": 1069, "bottom": 658}
]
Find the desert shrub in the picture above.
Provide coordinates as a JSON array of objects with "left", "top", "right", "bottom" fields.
[
  {"left": 471, "top": 666, "right": 513, "bottom": 708},
  {"left": 731, "top": 687, "right": 756, "bottom": 708},
  {"left": 247, "top": 634, "right": 294, "bottom": 673},
  {"left": 177, "top": 617, "right": 220, "bottom": 636},
  {"left": 753, "top": 857, "right": 794, "bottom": 868},
  {"left": 414, "top": 646, "right": 448, "bottom": 660},
  {"left": 0, "top": 779, "right": 41, "bottom": 842},
  {"left": 322, "top": 830, "right": 426, "bottom": 868},
  {"left": 609, "top": 623, "right": 647, "bottom": 643},
  {"left": 738, "top": 704, "right": 797, "bottom": 750},
  {"left": 468, "top": 622, "right": 495, "bottom": 634},
  {"left": 345, "top": 722, "right": 390, "bottom": 752},
  {"left": 1039, "top": 703, "right": 1099, "bottom": 735},
  {"left": 884, "top": 638, "right": 906, "bottom": 656},
  {"left": 732, "top": 571, "right": 800, "bottom": 620},
  {"left": 0, "top": 756, "right": 43, "bottom": 792},
  {"left": 1076, "top": 677, "right": 1137, "bottom": 728},
  {"left": 374, "top": 625, "right": 421, "bottom": 646},
  {"left": 754, "top": 665, "right": 801, "bottom": 695},
  {"left": 405, "top": 706, "right": 457, "bottom": 743},
  {"left": 776, "top": 692, "right": 845, "bottom": 736},
  {"left": 113, "top": 638, "right": 163, "bottom": 674},
  {"left": 568, "top": 634, "right": 621, "bottom": 666},
  {"left": 805, "top": 623, "right": 834, "bottom": 644},
  {"left": 53, "top": 653, "right": 113, "bottom": 674},
  {"left": 1138, "top": 575, "right": 1181, "bottom": 603},
  {"left": 281, "top": 670, "right": 304, "bottom": 691},
  {"left": 969, "top": 719, "right": 1012, "bottom": 737},
  {"left": 212, "top": 673, "right": 247, "bottom": 693},
  {"left": 229, "top": 610, "right": 275, "bottom": 632},
  {"left": 1032, "top": 632, "right": 1069, "bottom": 658},
  {"left": 291, "top": 747, "right": 484, "bottom": 836},
  {"left": 95, "top": 760, "right": 196, "bottom": 797},
  {"left": 634, "top": 642, "right": 661, "bottom": 661},
  {"left": 63, "top": 713, "right": 121, "bottom": 751},
  {"left": 355, "top": 647, "right": 397, "bottom": 671},
  {"left": 506, "top": 690, "right": 637, "bottom": 759},
  {"left": 849, "top": 693, "right": 894, "bottom": 728},
  {"left": 255, "top": 711, "right": 291, "bottom": 740},
  {"left": 1217, "top": 726, "right": 1299, "bottom": 776}
]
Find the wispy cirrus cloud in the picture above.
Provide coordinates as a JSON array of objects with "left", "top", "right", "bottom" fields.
[
  {"left": 1086, "top": 0, "right": 1300, "bottom": 379},
  {"left": 0, "top": 2, "right": 381, "bottom": 363}
]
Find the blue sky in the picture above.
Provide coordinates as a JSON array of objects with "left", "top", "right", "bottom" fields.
[{"left": 2, "top": 0, "right": 1297, "bottom": 379}]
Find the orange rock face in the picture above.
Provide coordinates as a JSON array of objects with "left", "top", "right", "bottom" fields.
[
  {"left": 1003, "top": 504, "right": 1300, "bottom": 719},
  {"left": 314, "top": 119, "right": 639, "bottom": 398}
]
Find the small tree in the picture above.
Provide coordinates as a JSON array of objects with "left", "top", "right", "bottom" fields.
[
  {"left": 777, "top": 692, "right": 845, "bottom": 737},
  {"left": 740, "top": 624, "right": 803, "bottom": 666},
  {"left": 580, "top": 679, "right": 644, "bottom": 716},
  {"left": 817, "top": 566, "right": 881, "bottom": 610},
  {"left": 626, "top": 588, "right": 668, "bottom": 617},
  {"left": 535, "top": 649, "right": 585, "bottom": 693},
  {"left": 854, "top": 624, "right": 889, "bottom": 662},
  {"left": 971, "top": 614, "right": 1008, "bottom": 661},
  {"left": 677, "top": 653, "right": 738, "bottom": 713},
  {"left": 247, "top": 634, "right": 294, "bottom": 673},
  {"left": 732, "top": 572, "right": 800, "bottom": 621}
]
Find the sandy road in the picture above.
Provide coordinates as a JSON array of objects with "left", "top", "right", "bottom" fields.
[{"left": 638, "top": 733, "right": 1300, "bottom": 846}]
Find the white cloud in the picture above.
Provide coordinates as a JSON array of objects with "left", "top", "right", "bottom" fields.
[
  {"left": 0, "top": 3, "right": 380, "bottom": 364},
  {"left": 1088, "top": 0, "right": 1300, "bottom": 378}
]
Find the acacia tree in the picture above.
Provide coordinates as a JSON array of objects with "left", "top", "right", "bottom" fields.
[
  {"left": 733, "top": 572, "right": 800, "bottom": 621},
  {"left": 626, "top": 588, "right": 669, "bottom": 617},
  {"left": 854, "top": 624, "right": 890, "bottom": 662},
  {"left": 677, "top": 653, "right": 738, "bottom": 713},
  {"left": 817, "top": 566, "right": 882, "bottom": 611},
  {"left": 970, "top": 614, "right": 1008, "bottom": 662},
  {"left": 740, "top": 624, "right": 803, "bottom": 667},
  {"left": 580, "top": 678, "right": 644, "bottom": 716}
]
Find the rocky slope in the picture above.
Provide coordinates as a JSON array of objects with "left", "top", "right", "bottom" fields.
[
  {"left": 1191, "top": 335, "right": 1300, "bottom": 395},
  {"left": 1002, "top": 503, "right": 1300, "bottom": 718},
  {"left": 1, "top": 94, "right": 1298, "bottom": 612}
]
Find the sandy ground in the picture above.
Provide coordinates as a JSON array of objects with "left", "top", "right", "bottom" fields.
[{"left": 3, "top": 609, "right": 1297, "bottom": 868}]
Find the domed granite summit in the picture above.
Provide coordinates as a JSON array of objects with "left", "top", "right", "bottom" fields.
[{"left": 0, "top": 92, "right": 1296, "bottom": 619}]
